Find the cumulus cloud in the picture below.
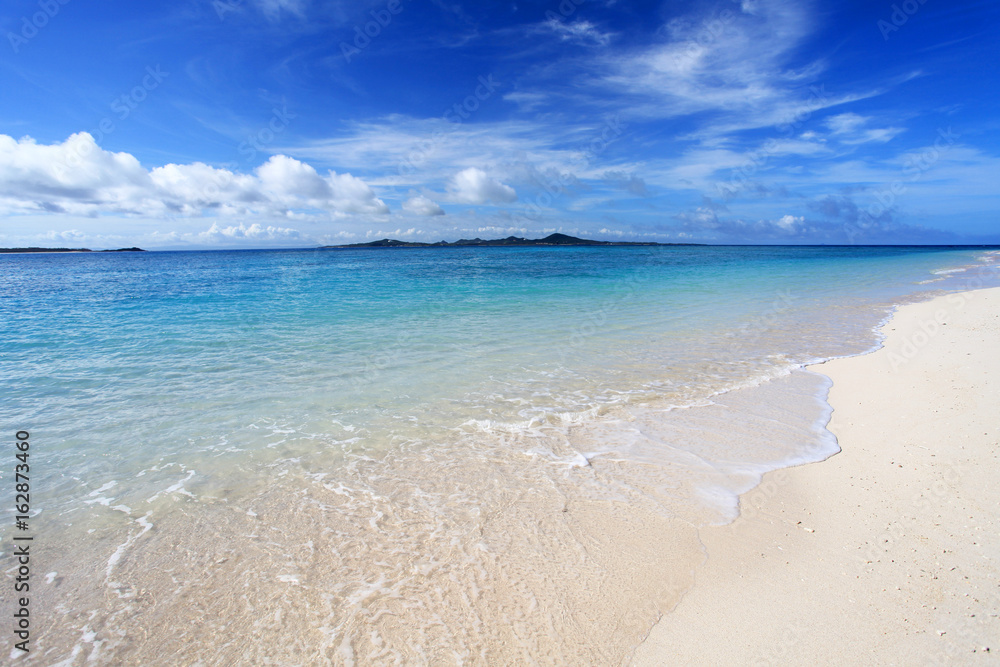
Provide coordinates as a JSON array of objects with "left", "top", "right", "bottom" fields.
[
  {"left": 254, "top": 154, "right": 388, "bottom": 214},
  {"left": 0, "top": 133, "right": 388, "bottom": 220},
  {"left": 43, "top": 229, "right": 87, "bottom": 242},
  {"left": 775, "top": 214, "right": 803, "bottom": 230},
  {"left": 199, "top": 222, "right": 302, "bottom": 242},
  {"left": 402, "top": 195, "right": 445, "bottom": 216},
  {"left": 675, "top": 205, "right": 723, "bottom": 231},
  {"left": 447, "top": 167, "right": 517, "bottom": 205}
]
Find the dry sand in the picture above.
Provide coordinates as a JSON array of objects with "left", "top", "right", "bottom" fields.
[{"left": 632, "top": 287, "right": 1000, "bottom": 665}]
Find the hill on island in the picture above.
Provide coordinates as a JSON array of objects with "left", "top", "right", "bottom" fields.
[{"left": 322, "top": 233, "right": 701, "bottom": 249}]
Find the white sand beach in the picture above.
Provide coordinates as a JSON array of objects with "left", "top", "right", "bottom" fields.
[{"left": 633, "top": 287, "right": 1000, "bottom": 665}]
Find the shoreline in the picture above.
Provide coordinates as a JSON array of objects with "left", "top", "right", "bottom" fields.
[
  {"left": 632, "top": 286, "right": 1000, "bottom": 665},
  {"left": 4, "top": 253, "right": 998, "bottom": 663}
]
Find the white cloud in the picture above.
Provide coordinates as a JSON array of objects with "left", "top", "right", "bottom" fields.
[
  {"left": 775, "top": 214, "right": 803, "bottom": 230},
  {"left": 538, "top": 18, "right": 613, "bottom": 46},
  {"left": 402, "top": 195, "right": 445, "bottom": 216},
  {"left": 841, "top": 127, "right": 905, "bottom": 145},
  {"left": 502, "top": 91, "right": 548, "bottom": 112},
  {"left": 447, "top": 168, "right": 517, "bottom": 205},
  {"left": 501, "top": 0, "right": 885, "bottom": 142},
  {"left": 283, "top": 116, "right": 598, "bottom": 188},
  {"left": 364, "top": 227, "right": 422, "bottom": 239},
  {"left": 199, "top": 222, "right": 302, "bottom": 241},
  {"left": 0, "top": 220, "right": 308, "bottom": 250},
  {"left": 43, "top": 229, "right": 87, "bottom": 242},
  {"left": 255, "top": 154, "right": 389, "bottom": 214},
  {"left": 252, "top": 0, "right": 307, "bottom": 19},
  {"left": 825, "top": 113, "right": 867, "bottom": 134},
  {"left": 676, "top": 206, "right": 723, "bottom": 230},
  {"left": 603, "top": 171, "right": 649, "bottom": 196},
  {"left": 474, "top": 226, "right": 529, "bottom": 236},
  {"left": 596, "top": 0, "right": 823, "bottom": 122},
  {"left": 766, "top": 139, "right": 828, "bottom": 155},
  {"left": 0, "top": 132, "right": 153, "bottom": 216},
  {"left": 676, "top": 207, "right": 816, "bottom": 240},
  {"left": 824, "top": 113, "right": 904, "bottom": 144},
  {"left": 0, "top": 133, "right": 388, "bottom": 220}
]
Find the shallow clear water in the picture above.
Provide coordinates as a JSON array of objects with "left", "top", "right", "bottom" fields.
[{"left": 1, "top": 245, "right": 998, "bottom": 664}]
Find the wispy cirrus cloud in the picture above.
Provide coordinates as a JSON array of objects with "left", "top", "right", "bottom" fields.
[
  {"left": 535, "top": 18, "right": 614, "bottom": 46},
  {"left": 502, "top": 0, "right": 885, "bottom": 143},
  {"left": 279, "top": 115, "right": 623, "bottom": 189},
  {"left": 823, "top": 112, "right": 904, "bottom": 144}
]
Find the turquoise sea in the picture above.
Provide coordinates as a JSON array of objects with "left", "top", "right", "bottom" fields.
[{"left": 2, "top": 245, "right": 998, "bottom": 664}]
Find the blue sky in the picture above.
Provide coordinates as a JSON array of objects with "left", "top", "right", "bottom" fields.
[{"left": 1, "top": 0, "right": 998, "bottom": 247}]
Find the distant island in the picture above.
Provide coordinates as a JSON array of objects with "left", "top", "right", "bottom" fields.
[
  {"left": 322, "top": 233, "right": 703, "bottom": 249},
  {"left": 0, "top": 247, "right": 146, "bottom": 254}
]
